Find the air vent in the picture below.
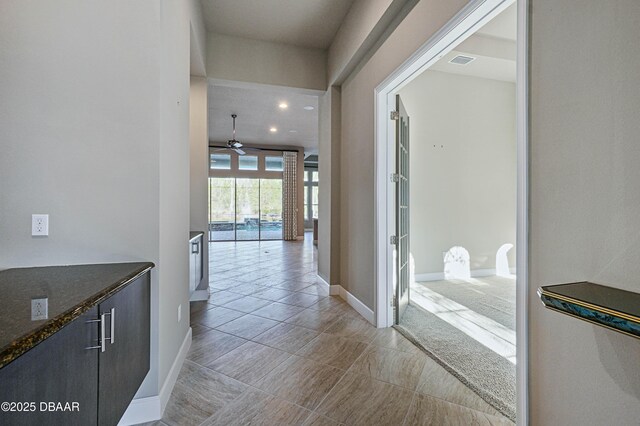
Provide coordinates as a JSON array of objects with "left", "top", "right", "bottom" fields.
[{"left": 449, "top": 55, "right": 476, "bottom": 65}]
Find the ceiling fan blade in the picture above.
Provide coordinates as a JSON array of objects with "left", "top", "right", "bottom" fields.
[{"left": 233, "top": 148, "right": 246, "bottom": 155}]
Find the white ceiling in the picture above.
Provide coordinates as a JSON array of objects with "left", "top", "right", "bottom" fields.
[
  {"left": 429, "top": 4, "right": 517, "bottom": 82},
  {"left": 208, "top": 84, "right": 319, "bottom": 152},
  {"left": 200, "top": 0, "right": 356, "bottom": 49},
  {"left": 430, "top": 49, "right": 516, "bottom": 82},
  {"left": 476, "top": 3, "right": 517, "bottom": 41}
]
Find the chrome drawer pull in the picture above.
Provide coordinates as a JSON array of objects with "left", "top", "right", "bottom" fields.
[
  {"left": 100, "top": 312, "right": 106, "bottom": 352},
  {"left": 110, "top": 307, "right": 115, "bottom": 344},
  {"left": 86, "top": 313, "right": 107, "bottom": 351}
]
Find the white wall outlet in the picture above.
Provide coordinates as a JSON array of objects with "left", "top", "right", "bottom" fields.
[
  {"left": 32, "top": 214, "right": 49, "bottom": 236},
  {"left": 177, "top": 304, "right": 182, "bottom": 323},
  {"left": 31, "top": 297, "right": 48, "bottom": 320}
]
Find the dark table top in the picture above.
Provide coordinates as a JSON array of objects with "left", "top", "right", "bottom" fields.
[
  {"left": 0, "top": 262, "right": 154, "bottom": 369},
  {"left": 540, "top": 281, "right": 640, "bottom": 319},
  {"left": 190, "top": 231, "right": 204, "bottom": 241}
]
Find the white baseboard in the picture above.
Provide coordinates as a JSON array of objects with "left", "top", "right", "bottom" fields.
[
  {"left": 189, "top": 289, "right": 209, "bottom": 302},
  {"left": 316, "top": 275, "right": 330, "bottom": 291},
  {"left": 415, "top": 267, "right": 517, "bottom": 283},
  {"left": 119, "top": 327, "right": 192, "bottom": 425},
  {"left": 327, "top": 284, "right": 375, "bottom": 325},
  {"left": 414, "top": 272, "right": 446, "bottom": 282}
]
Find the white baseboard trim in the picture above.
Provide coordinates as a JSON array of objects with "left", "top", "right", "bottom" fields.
[
  {"left": 414, "top": 272, "right": 446, "bottom": 282},
  {"left": 189, "top": 289, "right": 209, "bottom": 302},
  {"left": 415, "top": 267, "right": 517, "bottom": 282},
  {"left": 316, "top": 275, "right": 330, "bottom": 291},
  {"left": 328, "top": 285, "right": 374, "bottom": 325},
  {"left": 119, "top": 327, "right": 192, "bottom": 425}
]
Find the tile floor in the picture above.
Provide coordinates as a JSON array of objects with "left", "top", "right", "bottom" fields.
[{"left": 143, "top": 235, "right": 513, "bottom": 426}]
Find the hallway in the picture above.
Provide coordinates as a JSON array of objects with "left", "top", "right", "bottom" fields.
[{"left": 154, "top": 236, "right": 512, "bottom": 425}]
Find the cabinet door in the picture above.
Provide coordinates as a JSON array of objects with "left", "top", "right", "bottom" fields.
[
  {"left": 97, "top": 273, "right": 150, "bottom": 426},
  {"left": 195, "top": 237, "right": 203, "bottom": 287},
  {"left": 0, "top": 307, "right": 99, "bottom": 426},
  {"left": 189, "top": 240, "right": 197, "bottom": 292}
]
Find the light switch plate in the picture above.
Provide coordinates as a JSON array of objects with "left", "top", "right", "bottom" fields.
[{"left": 32, "top": 214, "right": 49, "bottom": 236}]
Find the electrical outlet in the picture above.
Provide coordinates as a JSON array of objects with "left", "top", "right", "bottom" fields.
[
  {"left": 32, "top": 214, "right": 49, "bottom": 236},
  {"left": 31, "top": 297, "right": 48, "bottom": 320},
  {"left": 177, "top": 304, "right": 182, "bottom": 323}
]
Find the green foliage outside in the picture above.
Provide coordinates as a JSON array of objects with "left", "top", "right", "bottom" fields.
[{"left": 208, "top": 178, "right": 282, "bottom": 223}]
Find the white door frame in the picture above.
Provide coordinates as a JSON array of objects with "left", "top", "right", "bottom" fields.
[{"left": 373, "top": 0, "right": 528, "bottom": 424}]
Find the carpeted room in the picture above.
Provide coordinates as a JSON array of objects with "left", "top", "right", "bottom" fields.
[{"left": 394, "top": 5, "right": 518, "bottom": 419}]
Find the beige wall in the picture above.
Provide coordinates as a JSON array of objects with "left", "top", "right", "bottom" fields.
[
  {"left": 399, "top": 70, "right": 516, "bottom": 275},
  {"left": 207, "top": 33, "right": 326, "bottom": 91},
  {"left": 328, "top": 0, "right": 406, "bottom": 84},
  {"left": 318, "top": 87, "right": 342, "bottom": 285},
  {"left": 157, "top": 0, "right": 191, "bottom": 393},
  {"left": 529, "top": 0, "right": 640, "bottom": 424},
  {"left": 190, "top": 77, "right": 209, "bottom": 290},
  {"left": 339, "top": 0, "right": 468, "bottom": 309},
  {"left": 0, "top": 0, "right": 193, "bottom": 400},
  {"left": 187, "top": 0, "right": 207, "bottom": 77}
]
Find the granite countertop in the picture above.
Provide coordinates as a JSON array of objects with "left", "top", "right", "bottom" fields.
[
  {"left": 190, "top": 231, "right": 204, "bottom": 241},
  {"left": 0, "top": 262, "right": 154, "bottom": 370}
]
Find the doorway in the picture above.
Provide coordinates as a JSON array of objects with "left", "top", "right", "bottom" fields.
[
  {"left": 375, "top": 0, "right": 528, "bottom": 423},
  {"left": 208, "top": 177, "right": 283, "bottom": 241},
  {"left": 303, "top": 169, "right": 319, "bottom": 230}
]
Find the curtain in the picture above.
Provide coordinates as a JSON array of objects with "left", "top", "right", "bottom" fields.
[{"left": 282, "top": 151, "right": 298, "bottom": 240}]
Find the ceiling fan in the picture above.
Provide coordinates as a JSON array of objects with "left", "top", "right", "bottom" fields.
[{"left": 225, "top": 114, "right": 245, "bottom": 155}]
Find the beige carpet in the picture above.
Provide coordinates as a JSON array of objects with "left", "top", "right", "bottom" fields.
[{"left": 395, "top": 276, "right": 516, "bottom": 421}]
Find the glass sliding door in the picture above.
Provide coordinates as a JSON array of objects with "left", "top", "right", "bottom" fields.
[
  {"left": 209, "top": 178, "right": 235, "bottom": 241},
  {"left": 303, "top": 170, "right": 318, "bottom": 229},
  {"left": 208, "top": 177, "right": 283, "bottom": 242},
  {"left": 260, "top": 179, "right": 283, "bottom": 240},
  {"left": 236, "top": 178, "right": 260, "bottom": 241}
]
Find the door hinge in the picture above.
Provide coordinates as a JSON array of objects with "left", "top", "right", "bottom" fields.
[
  {"left": 390, "top": 235, "right": 398, "bottom": 245},
  {"left": 390, "top": 173, "right": 400, "bottom": 183},
  {"left": 390, "top": 110, "right": 399, "bottom": 120}
]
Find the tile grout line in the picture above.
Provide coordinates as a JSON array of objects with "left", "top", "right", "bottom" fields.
[
  {"left": 192, "top": 350, "right": 316, "bottom": 426},
  {"left": 401, "top": 391, "right": 417, "bottom": 426},
  {"left": 303, "top": 322, "right": 374, "bottom": 422}
]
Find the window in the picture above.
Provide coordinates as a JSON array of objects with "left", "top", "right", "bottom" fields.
[
  {"left": 209, "top": 177, "right": 283, "bottom": 241},
  {"left": 265, "top": 156, "right": 284, "bottom": 171},
  {"left": 238, "top": 155, "right": 258, "bottom": 170},
  {"left": 210, "top": 153, "right": 231, "bottom": 170},
  {"left": 304, "top": 170, "right": 319, "bottom": 228}
]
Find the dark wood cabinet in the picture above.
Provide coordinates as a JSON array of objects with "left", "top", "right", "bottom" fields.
[
  {"left": 0, "top": 272, "right": 150, "bottom": 426},
  {"left": 98, "top": 273, "right": 150, "bottom": 426},
  {"left": 0, "top": 307, "right": 99, "bottom": 426},
  {"left": 189, "top": 234, "right": 203, "bottom": 293}
]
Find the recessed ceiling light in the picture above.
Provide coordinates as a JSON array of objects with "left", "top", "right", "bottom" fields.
[
  {"left": 289, "top": 130, "right": 298, "bottom": 133},
  {"left": 279, "top": 102, "right": 288, "bottom": 109},
  {"left": 270, "top": 127, "right": 278, "bottom": 133},
  {"left": 303, "top": 106, "right": 315, "bottom": 111}
]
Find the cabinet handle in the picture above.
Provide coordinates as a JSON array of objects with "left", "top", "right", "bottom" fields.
[
  {"left": 110, "top": 307, "right": 115, "bottom": 344},
  {"left": 85, "top": 312, "right": 108, "bottom": 351},
  {"left": 100, "top": 312, "right": 107, "bottom": 352},
  {"left": 85, "top": 316, "right": 101, "bottom": 350}
]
